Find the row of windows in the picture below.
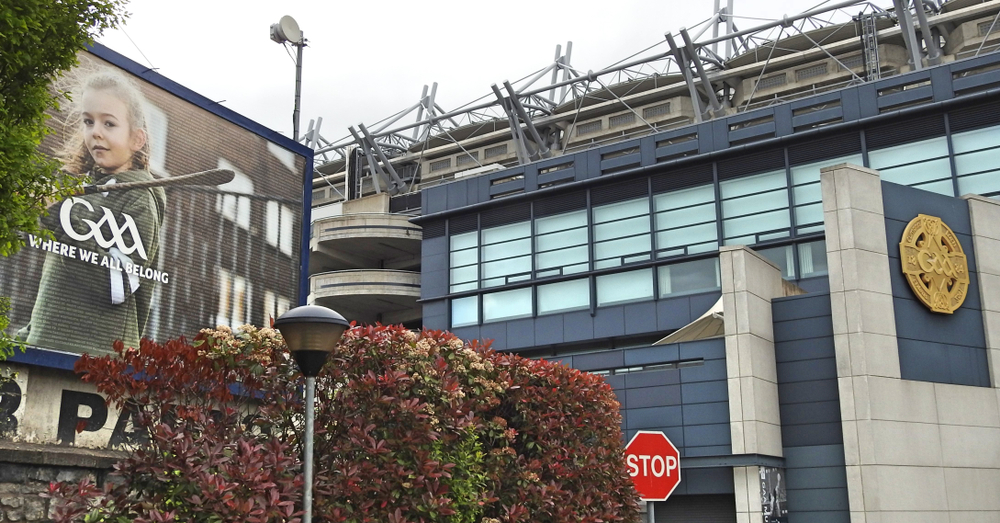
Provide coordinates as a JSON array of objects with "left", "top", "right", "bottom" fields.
[{"left": 451, "top": 240, "right": 828, "bottom": 327}]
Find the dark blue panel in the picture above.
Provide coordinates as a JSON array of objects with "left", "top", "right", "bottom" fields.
[
  {"left": 781, "top": 422, "right": 845, "bottom": 447},
  {"left": 681, "top": 444, "right": 733, "bottom": 457},
  {"left": 681, "top": 401, "right": 730, "bottom": 426},
  {"left": 781, "top": 400, "right": 842, "bottom": 426},
  {"left": 683, "top": 423, "right": 731, "bottom": 447},
  {"left": 689, "top": 292, "right": 722, "bottom": 319},
  {"left": 678, "top": 358, "right": 728, "bottom": 383},
  {"left": 898, "top": 339, "right": 991, "bottom": 387},
  {"left": 787, "top": 510, "right": 851, "bottom": 523},
  {"left": 479, "top": 323, "right": 507, "bottom": 350},
  {"left": 421, "top": 268, "right": 448, "bottom": 300},
  {"left": 594, "top": 306, "right": 627, "bottom": 338},
  {"left": 614, "top": 388, "right": 626, "bottom": 408},
  {"left": 626, "top": 405, "right": 684, "bottom": 429},
  {"left": 447, "top": 181, "right": 468, "bottom": 209},
  {"left": 625, "top": 344, "right": 680, "bottom": 366},
  {"left": 777, "top": 358, "right": 839, "bottom": 384},
  {"left": 774, "top": 338, "right": 836, "bottom": 363},
  {"left": 624, "top": 427, "right": 685, "bottom": 448},
  {"left": 680, "top": 381, "right": 729, "bottom": 404},
  {"left": 506, "top": 318, "right": 535, "bottom": 349},
  {"left": 624, "top": 301, "right": 658, "bottom": 335},
  {"left": 423, "top": 314, "right": 447, "bottom": 331},
  {"left": 625, "top": 368, "right": 681, "bottom": 389},
  {"left": 796, "top": 277, "right": 831, "bottom": 293},
  {"left": 422, "top": 186, "right": 447, "bottom": 214},
  {"left": 773, "top": 293, "right": 833, "bottom": 321},
  {"left": 774, "top": 316, "right": 835, "bottom": 343},
  {"left": 604, "top": 374, "right": 626, "bottom": 391},
  {"left": 882, "top": 181, "right": 972, "bottom": 235},
  {"left": 893, "top": 298, "right": 986, "bottom": 349},
  {"left": 626, "top": 384, "right": 682, "bottom": 409},
  {"left": 563, "top": 310, "right": 595, "bottom": 342},
  {"left": 778, "top": 379, "right": 840, "bottom": 405},
  {"left": 679, "top": 338, "right": 727, "bottom": 361},
  {"left": 451, "top": 325, "right": 480, "bottom": 342},
  {"left": 574, "top": 350, "right": 625, "bottom": 372},
  {"left": 679, "top": 467, "right": 735, "bottom": 495},
  {"left": 786, "top": 467, "right": 849, "bottom": 490},
  {"left": 784, "top": 444, "right": 846, "bottom": 468},
  {"left": 534, "top": 315, "right": 564, "bottom": 346},
  {"left": 657, "top": 297, "right": 693, "bottom": 331},
  {"left": 786, "top": 488, "right": 851, "bottom": 513}
]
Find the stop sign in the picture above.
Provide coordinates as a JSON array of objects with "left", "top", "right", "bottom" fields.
[{"left": 625, "top": 431, "right": 681, "bottom": 501}]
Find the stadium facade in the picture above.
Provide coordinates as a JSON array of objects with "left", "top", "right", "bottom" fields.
[{"left": 307, "top": 0, "right": 1000, "bottom": 521}]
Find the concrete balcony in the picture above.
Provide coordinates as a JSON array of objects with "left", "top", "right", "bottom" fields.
[
  {"left": 308, "top": 269, "right": 421, "bottom": 326},
  {"left": 310, "top": 213, "right": 422, "bottom": 272}
]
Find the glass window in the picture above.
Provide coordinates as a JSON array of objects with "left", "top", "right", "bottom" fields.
[
  {"left": 798, "top": 240, "right": 828, "bottom": 278},
  {"left": 480, "top": 221, "right": 531, "bottom": 288},
  {"left": 789, "top": 154, "right": 863, "bottom": 234},
  {"left": 537, "top": 278, "right": 590, "bottom": 315},
  {"left": 869, "top": 137, "right": 953, "bottom": 196},
  {"left": 654, "top": 184, "right": 718, "bottom": 257},
  {"left": 720, "top": 170, "right": 790, "bottom": 245},
  {"left": 451, "top": 296, "right": 478, "bottom": 328},
  {"left": 535, "top": 210, "right": 589, "bottom": 278},
  {"left": 953, "top": 124, "right": 1000, "bottom": 198},
  {"left": 658, "top": 258, "right": 720, "bottom": 297},
  {"left": 592, "top": 198, "right": 651, "bottom": 270},
  {"left": 483, "top": 287, "right": 532, "bottom": 323},
  {"left": 756, "top": 244, "right": 795, "bottom": 279},
  {"left": 449, "top": 231, "right": 479, "bottom": 293},
  {"left": 596, "top": 268, "right": 653, "bottom": 307}
]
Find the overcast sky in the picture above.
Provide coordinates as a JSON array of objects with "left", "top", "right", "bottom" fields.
[{"left": 97, "top": 0, "right": 833, "bottom": 146}]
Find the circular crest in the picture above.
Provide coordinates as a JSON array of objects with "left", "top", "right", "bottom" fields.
[{"left": 899, "top": 214, "right": 969, "bottom": 314}]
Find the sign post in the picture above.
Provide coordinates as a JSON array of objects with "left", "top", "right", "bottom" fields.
[{"left": 625, "top": 431, "right": 681, "bottom": 521}]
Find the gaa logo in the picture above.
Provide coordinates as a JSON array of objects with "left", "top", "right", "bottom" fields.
[
  {"left": 59, "top": 197, "right": 149, "bottom": 261},
  {"left": 899, "top": 214, "right": 968, "bottom": 314}
]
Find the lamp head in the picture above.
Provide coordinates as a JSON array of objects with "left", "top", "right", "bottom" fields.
[{"left": 274, "top": 305, "right": 349, "bottom": 377}]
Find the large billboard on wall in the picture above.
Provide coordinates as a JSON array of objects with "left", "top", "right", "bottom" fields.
[{"left": 0, "top": 47, "right": 307, "bottom": 357}]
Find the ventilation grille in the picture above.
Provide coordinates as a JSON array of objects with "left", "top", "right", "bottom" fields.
[
  {"left": 796, "top": 63, "right": 828, "bottom": 81},
  {"left": 651, "top": 164, "right": 714, "bottom": 193},
  {"left": 457, "top": 152, "right": 479, "bottom": 167},
  {"left": 718, "top": 148, "right": 785, "bottom": 179},
  {"left": 591, "top": 178, "right": 649, "bottom": 205},
  {"left": 429, "top": 158, "right": 452, "bottom": 172},
  {"left": 979, "top": 20, "right": 998, "bottom": 37},
  {"left": 481, "top": 202, "right": 531, "bottom": 228},
  {"left": 757, "top": 73, "right": 787, "bottom": 90},
  {"left": 449, "top": 215, "right": 478, "bottom": 235},
  {"left": 788, "top": 132, "right": 862, "bottom": 165},
  {"left": 311, "top": 188, "right": 326, "bottom": 201},
  {"left": 484, "top": 143, "right": 508, "bottom": 159},
  {"left": 534, "top": 191, "right": 587, "bottom": 217},
  {"left": 609, "top": 112, "right": 637, "bottom": 129},
  {"left": 576, "top": 120, "right": 603, "bottom": 136},
  {"left": 422, "top": 220, "right": 445, "bottom": 239},
  {"left": 840, "top": 54, "right": 865, "bottom": 70},
  {"left": 643, "top": 102, "right": 672, "bottom": 119},
  {"left": 949, "top": 99, "right": 1000, "bottom": 132},
  {"left": 865, "top": 115, "right": 946, "bottom": 150}
]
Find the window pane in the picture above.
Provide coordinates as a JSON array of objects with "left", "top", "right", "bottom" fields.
[
  {"left": 958, "top": 170, "right": 1000, "bottom": 197},
  {"left": 798, "top": 240, "right": 828, "bottom": 277},
  {"left": 594, "top": 235, "right": 652, "bottom": 268},
  {"left": 723, "top": 210, "right": 791, "bottom": 244},
  {"left": 658, "top": 258, "right": 721, "bottom": 297},
  {"left": 450, "top": 231, "right": 478, "bottom": 251},
  {"left": 536, "top": 210, "right": 586, "bottom": 234},
  {"left": 878, "top": 158, "right": 952, "bottom": 188},
  {"left": 869, "top": 137, "right": 948, "bottom": 169},
  {"left": 721, "top": 189, "right": 789, "bottom": 219},
  {"left": 482, "top": 238, "right": 530, "bottom": 261},
  {"left": 481, "top": 221, "right": 530, "bottom": 245},
  {"left": 537, "top": 278, "right": 590, "bottom": 314},
  {"left": 596, "top": 269, "right": 653, "bottom": 306},
  {"left": 792, "top": 184, "right": 821, "bottom": 205},
  {"left": 450, "top": 248, "right": 477, "bottom": 267},
  {"left": 594, "top": 215, "right": 650, "bottom": 241},
  {"left": 719, "top": 170, "right": 786, "bottom": 195},
  {"left": 655, "top": 184, "right": 714, "bottom": 211},
  {"left": 954, "top": 147, "right": 1000, "bottom": 175},
  {"left": 536, "top": 227, "right": 587, "bottom": 252},
  {"left": 656, "top": 223, "right": 719, "bottom": 253},
  {"left": 483, "top": 287, "right": 532, "bottom": 322},
  {"left": 482, "top": 257, "right": 532, "bottom": 281},
  {"left": 721, "top": 170, "right": 790, "bottom": 245},
  {"left": 536, "top": 245, "right": 589, "bottom": 273},
  {"left": 794, "top": 203, "right": 823, "bottom": 228},
  {"left": 655, "top": 202, "right": 716, "bottom": 229},
  {"left": 789, "top": 154, "right": 863, "bottom": 186},
  {"left": 911, "top": 178, "right": 955, "bottom": 196},
  {"left": 756, "top": 245, "right": 795, "bottom": 279},
  {"left": 593, "top": 198, "right": 648, "bottom": 224},
  {"left": 450, "top": 265, "right": 477, "bottom": 286},
  {"left": 951, "top": 125, "right": 1000, "bottom": 154},
  {"left": 451, "top": 296, "right": 478, "bottom": 327}
]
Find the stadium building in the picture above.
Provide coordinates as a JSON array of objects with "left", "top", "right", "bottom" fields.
[{"left": 305, "top": 0, "right": 1000, "bottom": 521}]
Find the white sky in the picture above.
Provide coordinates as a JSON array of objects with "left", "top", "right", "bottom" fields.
[{"left": 97, "top": 0, "right": 826, "bottom": 146}]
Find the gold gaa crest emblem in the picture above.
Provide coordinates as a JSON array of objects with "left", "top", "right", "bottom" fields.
[{"left": 899, "top": 214, "right": 969, "bottom": 314}]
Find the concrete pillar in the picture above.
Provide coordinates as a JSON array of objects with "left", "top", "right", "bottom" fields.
[
  {"left": 720, "top": 245, "right": 784, "bottom": 523},
  {"left": 961, "top": 194, "right": 1000, "bottom": 389}
]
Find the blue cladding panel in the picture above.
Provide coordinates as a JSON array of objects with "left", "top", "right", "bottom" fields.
[
  {"left": 882, "top": 181, "right": 990, "bottom": 387},
  {"left": 674, "top": 468, "right": 735, "bottom": 495},
  {"left": 534, "top": 315, "right": 564, "bottom": 346},
  {"left": 773, "top": 293, "right": 849, "bottom": 520}
]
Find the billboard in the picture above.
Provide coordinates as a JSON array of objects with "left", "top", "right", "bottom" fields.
[{"left": 0, "top": 46, "right": 308, "bottom": 357}]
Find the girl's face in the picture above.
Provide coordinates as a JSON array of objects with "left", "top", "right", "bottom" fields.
[{"left": 82, "top": 89, "right": 146, "bottom": 174}]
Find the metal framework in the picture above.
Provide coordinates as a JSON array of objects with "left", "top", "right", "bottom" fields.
[{"left": 304, "top": 0, "right": 998, "bottom": 196}]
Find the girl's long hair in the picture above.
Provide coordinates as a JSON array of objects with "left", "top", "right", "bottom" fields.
[{"left": 58, "top": 67, "right": 152, "bottom": 176}]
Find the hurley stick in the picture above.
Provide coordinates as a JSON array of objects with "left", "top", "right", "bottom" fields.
[{"left": 80, "top": 169, "right": 236, "bottom": 195}]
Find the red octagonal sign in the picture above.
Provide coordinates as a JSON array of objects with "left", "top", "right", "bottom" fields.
[{"left": 625, "top": 431, "right": 681, "bottom": 501}]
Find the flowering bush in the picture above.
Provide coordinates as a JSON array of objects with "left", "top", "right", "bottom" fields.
[{"left": 50, "top": 324, "right": 639, "bottom": 523}]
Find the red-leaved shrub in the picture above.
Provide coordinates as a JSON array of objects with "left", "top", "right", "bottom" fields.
[{"left": 51, "top": 324, "right": 640, "bottom": 523}]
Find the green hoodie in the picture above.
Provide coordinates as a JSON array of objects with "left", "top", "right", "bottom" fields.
[{"left": 18, "top": 170, "right": 167, "bottom": 354}]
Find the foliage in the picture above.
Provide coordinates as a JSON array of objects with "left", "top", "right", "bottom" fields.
[
  {"left": 0, "top": 0, "right": 128, "bottom": 257},
  {"left": 51, "top": 324, "right": 640, "bottom": 523}
]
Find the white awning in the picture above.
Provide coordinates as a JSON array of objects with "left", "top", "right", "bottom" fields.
[{"left": 653, "top": 297, "right": 724, "bottom": 345}]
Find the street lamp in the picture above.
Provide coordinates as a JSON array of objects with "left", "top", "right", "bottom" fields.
[
  {"left": 270, "top": 15, "right": 306, "bottom": 141},
  {"left": 273, "top": 305, "right": 350, "bottom": 523}
]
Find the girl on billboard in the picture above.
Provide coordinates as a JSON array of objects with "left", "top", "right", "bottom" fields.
[{"left": 17, "top": 67, "right": 166, "bottom": 354}]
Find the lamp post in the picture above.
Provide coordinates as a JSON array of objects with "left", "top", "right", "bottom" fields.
[
  {"left": 270, "top": 15, "right": 306, "bottom": 141},
  {"left": 273, "top": 305, "right": 350, "bottom": 523}
]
